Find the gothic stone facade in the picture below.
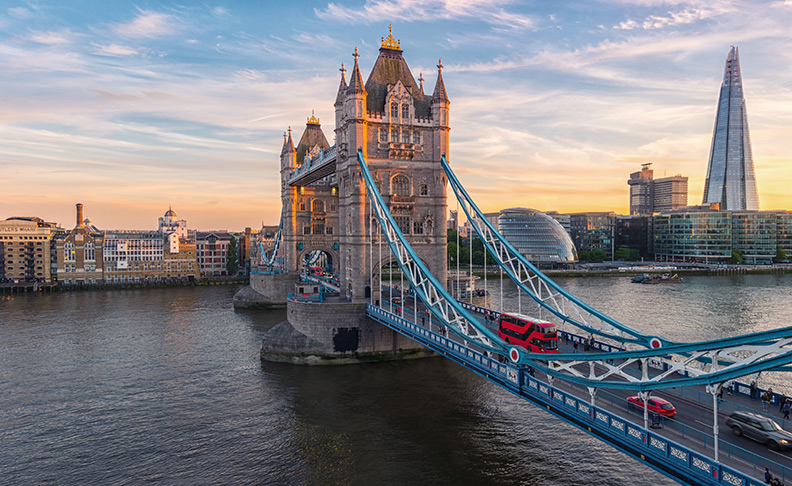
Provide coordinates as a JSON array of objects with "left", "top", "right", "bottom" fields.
[{"left": 279, "top": 33, "right": 449, "bottom": 302}]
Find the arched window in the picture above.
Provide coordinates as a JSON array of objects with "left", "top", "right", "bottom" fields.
[
  {"left": 392, "top": 174, "right": 411, "bottom": 196},
  {"left": 401, "top": 103, "right": 409, "bottom": 119},
  {"left": 390, "top": 102, "right": 398, "bottom": 118},
  {"left": 312, "top": 199, "right": 325, "bottom": 213}
]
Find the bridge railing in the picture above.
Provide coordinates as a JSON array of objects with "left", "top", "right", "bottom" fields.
[
  {"left": 288, "top": 145, "right": 337, "bottom": 181},
  {"left": 367, "top": 303, "right": 780, "bottom": 486}
]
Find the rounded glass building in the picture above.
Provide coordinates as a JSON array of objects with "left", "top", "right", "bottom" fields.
[{"left": 497, "top": 208, "right": 578, "bottom": 267}]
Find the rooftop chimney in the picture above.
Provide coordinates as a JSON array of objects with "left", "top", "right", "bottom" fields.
[{"left": 76, "top": 203, "right": 84, "bottom": 227}]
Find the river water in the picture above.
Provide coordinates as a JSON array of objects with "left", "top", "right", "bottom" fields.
[{"left": 1, "top": 275, "right": 791, "bottom": 485}]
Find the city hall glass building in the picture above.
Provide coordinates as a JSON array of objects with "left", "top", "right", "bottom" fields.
[{"left": 497, "top": 208, "right": 577, "bottom": 267}]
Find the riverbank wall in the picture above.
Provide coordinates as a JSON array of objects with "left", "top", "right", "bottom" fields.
[{"left": 0, "top": 277, "right": 249, "bottom": 294}]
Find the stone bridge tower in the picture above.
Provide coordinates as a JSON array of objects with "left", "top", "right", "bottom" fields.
[{"left": 279, "top": 27, "right": 449, "bottom": 302}]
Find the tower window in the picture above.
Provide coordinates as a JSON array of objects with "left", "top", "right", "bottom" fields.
[
  {"left": 402, "top": 131, "right": 410, "bottom": 143},
  {"left": 420, "top": 184, "right": 429, "bottom": 196},
  {"left": 391, "top": 129, "right": 398, "bottom": 142},
  {"left": 402, "top": 104, "right": 409, "bottom": 119},
  {"left": 380, "top": 128, "right": 387, "bottom": 142},
  {"left": 414, "top": 131, "right": 421, "bottom": 144},
  {"left": 391, "top": 103, "right": 398, "bottom": 119},
  {"left": 392, "top": 174, "right": 411, "bottom": 196},
  {"left": 395, "top": 216, "right": 411, "bottom": 234}
]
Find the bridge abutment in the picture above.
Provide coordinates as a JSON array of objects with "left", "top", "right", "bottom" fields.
[
  {"left": 233, "top": 273, "right": 300, "bottom": 309},
  {"left": 260, "top": 299, "right": 431, "bottom": 364}
]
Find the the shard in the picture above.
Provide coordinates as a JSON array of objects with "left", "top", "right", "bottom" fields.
[{"left": 702, "top": 46, "right": 759, "bottom": 210}]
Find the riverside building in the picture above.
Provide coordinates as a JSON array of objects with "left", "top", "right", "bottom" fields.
[
  {"left": 56, "top": 204, "right": 103, "bottom": 285},
  {"left": 653, "top": 207, "right": 792, "bottom": 264},
  {"left": 0, "top": 216, "right": 57, "bottom": 283},
  {"left": 496, "top": 208, "right": 577, "bottom": 267}
]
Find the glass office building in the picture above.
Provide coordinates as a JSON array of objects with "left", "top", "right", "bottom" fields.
[
  {"left": 654, "top": 210, "right": 732, "bottom": 263},
  {"left": 702, "top": 46, "right": 759, "bottom": 210},
  {"left": 654, "top": 209, "right": 786, "bottom": 264},
  {"left": 497, "top": 208, "right": 577, "bottom": 267}
]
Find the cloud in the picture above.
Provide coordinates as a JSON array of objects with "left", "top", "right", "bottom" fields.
[
  {"left": 614, "top": 8, "right": 715, "bottom": 30},
  {"left": 92, "top": 43, "right": 139, "bottom": 57},
  {"left": 8, "top": 6, "right": 37, "bottom": 19},
  {"left": 315, "top": 0, "right": 536, "bottom": 30},
  {"left": 29, "top": 31, "right": 71, "bottom": 45},
  {"left": 112, "top": 9, "right": 179, "bottom": 39}
]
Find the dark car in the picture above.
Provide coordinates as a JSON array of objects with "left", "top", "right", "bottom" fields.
[{"left": 726, "top": 411, "right": 792, "bottom": 450}]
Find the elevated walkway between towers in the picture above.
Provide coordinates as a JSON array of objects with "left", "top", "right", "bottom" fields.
[{"left": 288, "top": 145, "right": 337, "bottom": 187}]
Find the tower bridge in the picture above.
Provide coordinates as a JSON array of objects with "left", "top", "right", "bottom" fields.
[{"left": 239, "top": 29, "right": 792, "bottom": 485}]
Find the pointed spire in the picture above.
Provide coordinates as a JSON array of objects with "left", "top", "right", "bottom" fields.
[
  {"left": 335, "top": 62, "right": 347, "bottom": 105},
  {"left": 281, "top": 126, "right": 295, "bottom": 155},
  {"left": 348, "top": 47, "right": 366, "bottom": 94},
  {"left": 431, "top": 59, "right": 448, "bottom": 102}
]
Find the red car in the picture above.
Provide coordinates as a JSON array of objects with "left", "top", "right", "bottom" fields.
[{"left": 627, "top": 396, "right": 676, "bottom": 417}]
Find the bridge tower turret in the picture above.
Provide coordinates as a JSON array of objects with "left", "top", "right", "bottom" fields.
[{"left": 430, "top": 60, "right": 450, "bottom": 161}]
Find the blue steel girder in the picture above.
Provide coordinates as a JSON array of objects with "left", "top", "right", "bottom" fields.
[
  {"left": 358, "top": 150, "right": 506, "bottom": 354},
  {"left": 260, "top": 210, "right": 283, "bottom": 270},
  {"left": 441, "top": 155, "right": 664, "bottom": 349},
  {"left": 359, "top": 150, "right": 792, "bottom": 391}
]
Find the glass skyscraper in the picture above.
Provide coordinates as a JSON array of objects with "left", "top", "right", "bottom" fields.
[{"left": 702, "top": 46, "right": 759, "bottom": 210}]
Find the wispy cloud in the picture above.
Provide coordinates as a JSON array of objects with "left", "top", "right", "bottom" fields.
[
  {"left": 92, "top": 43, "right": 139, "bottom": 57},
  {"left": 112, "top": 9, "right": 180, "bottom": 39},
  {"left": 614, "top": 8, "right": 716, "bottom": 30},
  {"left": 315, "top": 0, "right": 536, "bottom": 30},
  {"left": 29, "top": 30, "right": 72, "bottom": 45}
]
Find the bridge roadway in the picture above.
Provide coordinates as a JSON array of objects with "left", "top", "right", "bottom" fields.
[{"left": 378, "top": 288, "right": 792, "bottom": 484}]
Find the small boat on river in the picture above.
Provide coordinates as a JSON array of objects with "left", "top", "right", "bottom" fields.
[{"left": 632, "top": 273, "right": 683, "bottom": 284}]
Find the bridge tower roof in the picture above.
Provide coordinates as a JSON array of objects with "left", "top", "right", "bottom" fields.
[
  {"left": 364, "top": 25, "right": 432, "bottom": 118},
  {"left": 295, "top": 113, "right": 330, "bottom": 163}
]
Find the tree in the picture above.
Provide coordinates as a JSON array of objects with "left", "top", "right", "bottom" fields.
[
  {"left": 774, "top": 246, "right": 787, "bottom": 263},
  {"left": 226, "top": 234, "right": 239, "bottom": 275},
  {"left": 615, "top": 247, "right": 640, "bottom": 261},
  {"left": 729, "top": 249, "right": 744, "bottom": 264}
]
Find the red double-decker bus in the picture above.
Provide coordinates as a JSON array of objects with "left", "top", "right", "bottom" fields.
[{"left": 497, "top": 312, "right": 559, "bottom": 353}]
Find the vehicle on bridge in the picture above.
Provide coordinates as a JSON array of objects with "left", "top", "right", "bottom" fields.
[
  {"left": 497, "top": 313, "right": 558, "bottom": 353},
  {"left": 626, "top": 395, "right": 677, "bottom": 417},
  {"left": 726, "top": 411, "right": 792, "bottom": 450}
]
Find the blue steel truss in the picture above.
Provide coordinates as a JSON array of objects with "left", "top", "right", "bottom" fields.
[
  {"left": 358, "top": 149, "right": 792, "bottom": 392},
  {"left": 442, "top": 155, "right": 661, "bottom": 349},
  {"left": 259, "top": 210, "right": 283, "bottom": 270}
]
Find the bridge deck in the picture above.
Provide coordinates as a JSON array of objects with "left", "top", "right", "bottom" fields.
[{"left": 371, "top": 290, "right": 789, "bottom": 485}]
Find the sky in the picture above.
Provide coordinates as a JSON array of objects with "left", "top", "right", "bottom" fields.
[{"left": 1, "top": 0, "right": 791, "bottom": 231}]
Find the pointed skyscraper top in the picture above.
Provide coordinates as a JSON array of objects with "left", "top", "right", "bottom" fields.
[
  {"left": 348, "top": 47, "right": 366, "bottom": 94},
  {"left": 723, "top": 46, "right": 742, "bottom": 87},
  {"left": 432, "top": 59, "right": 448, "bottom": 102},
  {"left": 702, "top": 46, "right": 759, "bottom": 210}
]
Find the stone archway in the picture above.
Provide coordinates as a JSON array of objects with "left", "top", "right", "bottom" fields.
[{"left": 299, "top": 248, "right": 337, "bottom": 275}]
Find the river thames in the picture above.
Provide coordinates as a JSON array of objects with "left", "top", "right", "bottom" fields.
[{"left": 2, "top": 275, "right": 792, "bottom": 485}]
